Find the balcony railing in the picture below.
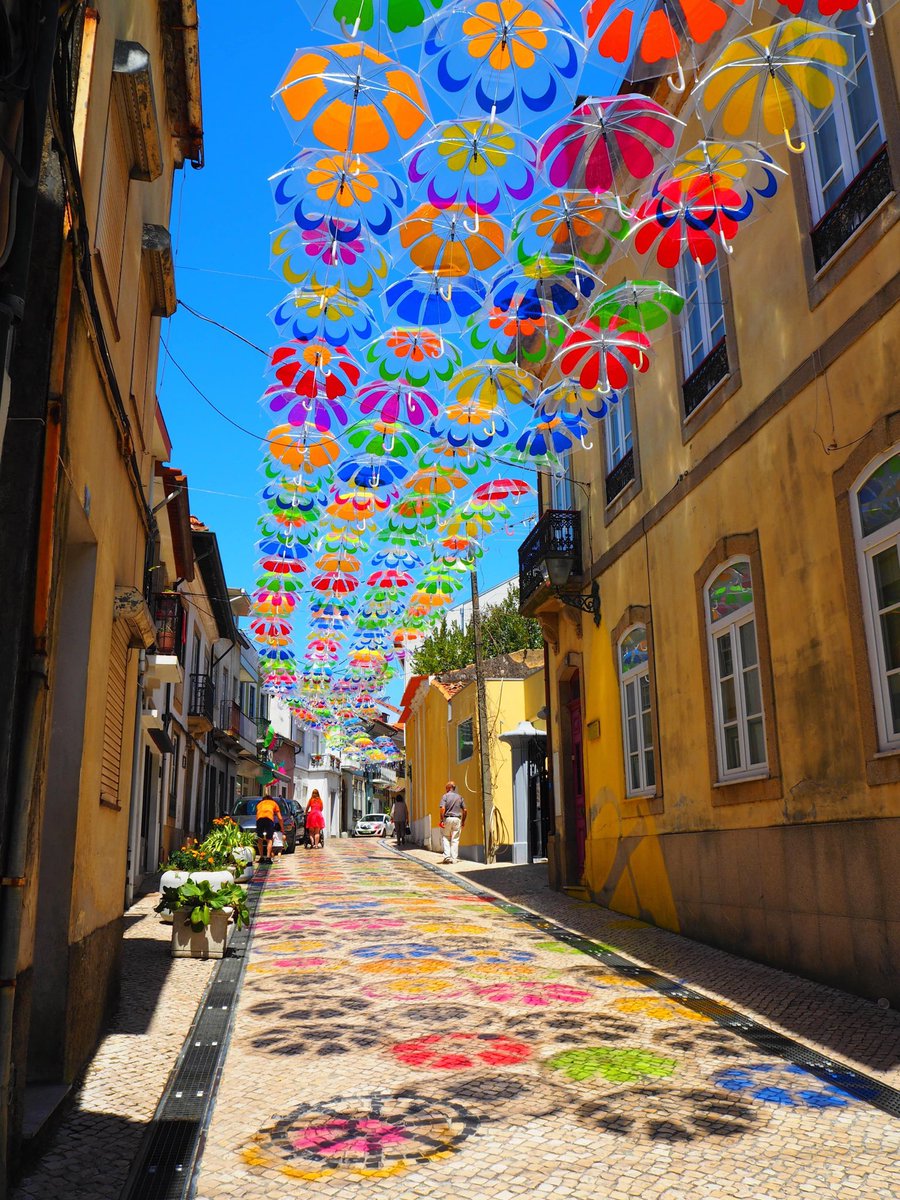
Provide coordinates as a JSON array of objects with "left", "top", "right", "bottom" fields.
[
  {"left": 811, "top": 144, "right": 892, "bottom": 272},
  {"left": 605, "top": 447, "right": 635, "bottom": 505},
  {"left": 152, "top": 592, "right": 184, "bottom": 658},
  {"left": 188, "top": 674, "right": 215, "bottom": 725},
  {"left": 219, "top": 699, "right": 239, "bottom": 736},
  {"left": 682, "top": 338, "right": 729, "bottom": 418},
  {"left": 310, "top": 753, "right": 342, "bottom": 772},
  {"left": 518, "top": 509, "right": 582, "bottom": 605}
]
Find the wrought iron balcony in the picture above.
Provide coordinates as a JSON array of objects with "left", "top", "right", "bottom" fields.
[
  {"left": 605, "top": 448, "right": 635, "bottom": 505},
  {"left": 811, "top": 144, "right": 892, "bottom": 272},
  {"left": 518, "top": 509, "right": 582, "bottom": 606},
  {"left": 188, "top": 673, "right": 215, "bottom": 729},
  {"left": 310, "top": 753, "right": 342, "bottom": 772},
  {"left": 683, "top": 338, "right": 729, "bottom": 418},
  {"left": 152, "top": 591, "right": 183, "bottom": 658}
]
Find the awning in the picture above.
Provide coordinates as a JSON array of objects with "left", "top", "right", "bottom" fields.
[{"left": 148, "top": 727, "right": 175, "bottom": 755}]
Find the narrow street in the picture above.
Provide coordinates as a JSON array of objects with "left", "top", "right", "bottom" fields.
[{"left": 192, "top": 844, "right": 897, "bottom": 1198}]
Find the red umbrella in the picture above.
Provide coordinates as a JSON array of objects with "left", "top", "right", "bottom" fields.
[
  {"left": 310, "top": 571, "right": 360, "bottom": 595},
  {"left": 365, "top": 568, "right": 415, "bottom": 589},
  {"left": 472, "top": 479, "right": 534, "bottom": 503}
]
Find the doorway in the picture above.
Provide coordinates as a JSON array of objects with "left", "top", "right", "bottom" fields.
[
  {"left": 558, "top": 668, "right": 587, "bottom": 883},
  {"left": 526, "top": 738, "right": 549, "bottom": 860}
]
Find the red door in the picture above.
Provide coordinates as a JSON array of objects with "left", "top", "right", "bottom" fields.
[{"left": 568, "top": 699, "right": 587, "bottom": 878}]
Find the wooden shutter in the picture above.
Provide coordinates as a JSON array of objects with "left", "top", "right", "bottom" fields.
[
  {"left": 95, "top": 101, "right": 130, "bottom": 310},
  {"left": 100, "top": 619, "right": 130, "bottom": 807}
]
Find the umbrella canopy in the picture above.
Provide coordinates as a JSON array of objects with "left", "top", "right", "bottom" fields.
[
  {"left": 310, "top": 0, "right": 445, "bottom": 46},
  {"left": 357, "top": 380, "right": 440, "bottom": 427},
  {"left": 366, "top": 327, "right": 462, "bottom": 386},
  {"left": 556, "top": 317, "right": 652, "bottom": 394},
  {"left": 384, "top": 270, "right": 486, "bottom": 330},
  {"left": 693, "top": 20, "right": 856, "bottom": 152},
  {"left": 421, "top": 0, "right": 584, "bottom": 127},
  {"left": 269, "top": 286, "right": 376, "bottom": 347},
  {"left": 365, "top": 568, "right": 415, "bottom": 589},
  {"left": 270, "top": 218, "right": 390, "bottom": 298},
  {"left": 271, "top": 149, "right": 406, "bottom": 238},
  {"left": 274, "top": 42, "right": 430, "bottom": 153},
  {"left": 588, "top": 280, "right": 684, "bottom": 339},
  {"left": 267, "top": 426, "right": 342, "bottom": 475},
  {"left": 396, "top": 203, "right": 507, "bottom": 277},
  {"left": 346, "top": 418, "right": 423, "bottom": 460},
  {"left": 513, "top": 191, "right": 630, "bottom": 269},
  {"left": 540, "top": 95, "right": 683, "bottom": 198},
  {"left": 472, "top": 478, "right": 533, "bottom": 502},
  {"left": 406, "top": 118, "right": 538, "bottom": 220}
]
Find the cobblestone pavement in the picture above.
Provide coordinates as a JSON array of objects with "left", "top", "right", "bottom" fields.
[
  {"left": 12, "top": 892, "right": 215, "bottom": 1200},
  {"left": 194, "top": 842, "right": 900, "bottom": 1200}
]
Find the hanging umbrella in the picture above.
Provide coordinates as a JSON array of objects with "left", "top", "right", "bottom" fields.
[
  {"left": 472, "top": 478, "right": 534, "bottom": 503},
  {"left": 632, "top": 172, "right": 753, "bottom": 267},
  {"left": 314, "top": 551, "right": 363, "bottom": 573},
  {"left": 310, "top": 0, "right": 445, "bottom": 46},
  {"left": 405, "top": 118, "right": 538, "bottom": 222},
  {"left": 469, "top": 285, "right": 549, "bottom": 365},
  {"left": 346, "top": 418, "right": 423, "bottom": 460},
  {"left": 271, "top": 149, "right": 406, "bottom": 238},
  {"left": 270, "top": 219, "right": 390, "bottom": 298},
  {"left": 759, "top": 0, "right": 894, "bottom": 24},
  {"left": 250, "top": 616, "right": 294, "bottom": 639},
  {"left": 256, "top": 571, "right": 307, "bottom": 595},
  {"left": 334, "top": 455, "right": 410, "bottom": 490},
  {"left": 537, "top": 379, "right": 612, "bottom": 421},
  {"left": 438, "top": 503, "right": 497, "bottom": 539},
  {"left": 365, "top": 327, "right": 462, "bottom": 387},
  {"left": 268, "top": 339, "right": 361, "bottom": 398},
  {"left": 421, "top": 0, "right": 584, "bottom": 128},
  {"left": 692, "top": 20, "right": 857, "bottom": 153},
  {"left": 396, "top": 203, "right": 507, "bottom": 278},
  {"left": 384, "top": 271, "right": 486, "bottom": 331},
  {"left": 357, "top": 380, "right": 441, "bottom": 427},
  {"left": 442, "top": 410, "right": 511, "bottom": 449},
  {"left": 262, "top": 381, "right": 353, "bottom": 433},
  {"left": 326, "top": 488, "right": 394, "bottom": 523},
  {"left": 448, "top": 360, "right": 538, "bottom": 412},
  {"left": 365, "top": 568, "right": 415, "bottom": 589},
  {"left": 269, "top": 286, "right": 376, "bottom": 347},
  {"left": 256, "top": 536, "right": 311, "bottom": 561},
  {"left": 489, "top": 258, "right": 601, "bottom": 332},
  {"left": 588, "top": 280, "right": 684, "bottom": 340},
  {"left": 404, "top": 465, "right": 470, "bottom": 498},
  {"left": 311, "top": 570, "right": 361, "bottom": 595},
  {"left": 513, "top": 191, "right": 630, "bottom": 270},
  {"left": 540, "top": 95, "right": 683, "bottom": 200},
  {"left": 417, "top": 438, "right": 491, "bottom": 476},
  {"left": 252, "top": 589, "right": 298, "bottom": 616},
  {"left": 502, "top": 423, "right": 576, "bottom": 466},
  {"left": 267, "top": 426, "right": 342, "bottom": 476},
  {"left": 556, "top": 316, "right": 652, "bottom": 394},
  {"left": 583, "top": 0, "right": 752, "bottom": 90},
  {"left": 274, "top": 42, "right": 430, "bottom": 153},
  {"left": 370, "top": 546, "right": 424, "bottom": 569}
]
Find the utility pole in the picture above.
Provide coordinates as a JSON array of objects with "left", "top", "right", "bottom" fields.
[{"left": 470, "top": 568, "right": 495, "bottom": 863}]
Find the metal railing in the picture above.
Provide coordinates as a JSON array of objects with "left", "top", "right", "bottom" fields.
[
  {"left": 152, "top": 592, "right": 183, "bottom": 658},
  {"left": 682, "top": 337, "right": 729, "bottom": 418},
  {"left": 605, "top": 447, "right": 635, "bottom": 505},
  {"left": 518, "top": 509, "right": 582, "bottom": 605},
  {"left": 310, "top": 753, "right": 342, "bottom": 772},
  {"left": 811, "top": 144, "right": 891, "bottom": 272},
  {"left": 188, "top": 674, "right": 215, "bottom": 724}
]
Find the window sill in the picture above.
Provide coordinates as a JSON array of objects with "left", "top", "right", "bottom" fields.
[
  {"left": 621, "top": 792, "right": 664, "bottom": 816},
  {"left": 865, "top": 749, "right": 900, "bottom": 786},
  {"left": 711, "top": 772, "right": 781, "bottom": 806}
]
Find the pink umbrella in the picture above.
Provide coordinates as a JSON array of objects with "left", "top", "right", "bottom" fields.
[
  {"left": 472, "top": 478, "right": 534, "bottom": 503},
  {"left": 357, "top": 381, "right": 440, "bottom": 428},
  {"left": 365, "top": 568, "right": 415, "bottom": 589},
  {"left": 540, "top": 96, "right": 682, "bottom": 203}
]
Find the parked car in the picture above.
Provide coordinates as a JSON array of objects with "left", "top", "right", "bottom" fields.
[
  {"left": 231, "top": 796, "right": 297, "bottom": 854},
  {"left": 353, "top": 811, "right": 394, "bottom": 838}
]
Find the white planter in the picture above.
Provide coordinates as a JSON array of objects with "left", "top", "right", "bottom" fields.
[
  {"left": 235, "top": 863, "right": 254, "bottom": 883},
  {"left": 158, "top": 869, "right": 234, "bottom": 923},
  {"left": 231, "top": 846, "right": 254, "bottom": 865},
  {"left": 158, "top": 870, "right": 189, "bottom": 924},
  {"left": 188, "top": 869, "right": 235, "bottom": 889},
  {"left": 171, "top": 906, "right": 234, "bottom": 959}
]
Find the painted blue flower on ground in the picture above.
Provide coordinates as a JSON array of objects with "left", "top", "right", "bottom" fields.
[{"left": 713, "top": 1063, "right": 866, "bottom": 1108}]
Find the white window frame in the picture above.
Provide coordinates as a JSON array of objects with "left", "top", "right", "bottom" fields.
[
  {"left": 549, "top": 468, "right": 574, "bottom": 511},
  {"left": 802, "top": 13, "right": 886, "bottom": 224},
  {"left": 705, "top": 558, "right": 768, "bottom": 781},
  {"left": 851, "top": 447, "right": 900, "bottom": 750},
  {"left": 605, "top": 388, "right": 633, "bottom": 474},
  {"left": 618, "top": 625, "right": 655, "bottom": 797},
  {"left": 457, "top": 717, "right": 474, "bottom": 762},
  {"left": 676, "top": 254, "right": 726, "bottom": 377}
]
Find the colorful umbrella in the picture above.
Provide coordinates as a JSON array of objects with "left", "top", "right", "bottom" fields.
[
  {"left": 357, "top": 380, "right": 440, "bottom": 427},
  {"left": 632, "top": 173, "right": 752, "bottom": 266},
  {"left": 405, "top": 118, "right": 538, "bottom": 221},
  {"left": 366, "top": 327, "right": 463, "bottom": 386},
  {"left": 583, "top": 0, "right": 752, "bottom": 89},
  {"left": 512, "top": 191, "right": 630, "bottom": 270},
  {"left": 422, "top": 0, "right": 584, "bottom": 127},
  {"left": 404, "top": 465, "right": 470, "bottom": 497},
  {"left": 588, "top": 280, "right": 684, "bottom": 339},
  {"left": 274, "top": 43, "right": 430, "bottom": 153},
  {"left": 269, "top": 286, "right": 376, "bottom": 347},
  {"left": 556, "top": 317, "right": 652, "bottom": 394},
  {"left": 334, "top": 455, "right": 410, "bottom": 490},
  {"left": 447, "top": 360, "right": 538, "bottom": 412},
  {"left": 537, "top": 379, "right": 612, "bottom": 421},
  {"left": 310, "top": 0, "right": 445, "bottom": 45},
  {"left": 311, "top": 570, "right": 361, "bottom": 595},
  {"left": 270, "top": 218, "right": 390, "bottom": 297},
  {"left": 693, "top": 20, "right": 856, "bottom": 153},
  {"left": 384, "top": 270, "right": 486, "bottom": 330},
  {"left": 267, "top": 425, "right": 342, "bottom": 475},
  {"left": 472, "top": 478, "right": 533, "bottom": 503},
  {"left": 271, "top": 149, "right": 406, "bottom": 238},
  {"left": 540, "top": 95, "right": 683, "bottom": 200},
  {"left": 365, "top": 568, "right": 415, "bottom": 589},
  {"left": 370, "top": 546, "right": 424, "bottom": 569},
  {"left": 396, "top": 203, "right": 507, "bottom": 278},
  {"left": 346, "top": 418, "right": 423, "bottom": 459},
  {"left": 252, "top": 589, "right": 298, "bottom": 616}
]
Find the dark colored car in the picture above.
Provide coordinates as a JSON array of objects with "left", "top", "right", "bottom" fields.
[{"left": 231, "top": 796, "right": 297, "bottom": 854}]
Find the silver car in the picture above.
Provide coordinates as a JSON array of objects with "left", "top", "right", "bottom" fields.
[{"left": 353, "top": 811, "right": 394, "bottom": 838}]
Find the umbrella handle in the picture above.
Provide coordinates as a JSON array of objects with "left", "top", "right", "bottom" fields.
[
  {"left": 667, "top": 59, "right": 686, "bottom": 95},
  {"left": 439, "top": 283, "right": 453, "bottom": 301},
  {"left": 859, "top": 0, "right": 877, "bottom": 27},
  {"left": 614, "top": 195, "right": 631, "bottom": 221},
  {"left": 340, "top": 15, "right": 362, "bottom": 37},
  {"left": 463, "top": 213, "right": 481, "bottom": 234},
  {"left": 783, "top": 127, "right": 806, "bottom": 155},
  {"left": 718, "top": 229, "right": 734, "bottom": 256},
  {"left": 578, "top": 434, "right": 594, "bottom": 450}
]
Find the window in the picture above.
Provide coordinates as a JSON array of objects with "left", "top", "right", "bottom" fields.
[
  {"left": 604, "top": 387, "right": 637, "bottom": 504},
  {"left": 706, "top": 560, "right": 767, "bottom": 779},
  {"left": 854, "top": 450, "right": 900, "bottom": 749},
  {"left": 676, "top": 253, "right": 727, "bottom": 391},
  {"left": 618, "top": 626, "right": 655, "bottom": 795},
  {"left": 457, "top": 717, "right": 474, "bottom": 762},
  {"left": 95, "top": 99, "right": 131, "bottom": 311},
  {"left": 549, "top": 469, "right": 574, "bottom": 510},
  {"left": 806, "top": 15, "right": 886, "bottom": 222}
]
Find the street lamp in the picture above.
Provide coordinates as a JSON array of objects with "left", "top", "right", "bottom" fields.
[{"left": 543, "top": 548, "right": 601, "bottom": 627}]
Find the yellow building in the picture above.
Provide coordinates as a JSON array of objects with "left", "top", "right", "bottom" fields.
[
  {"left": 521, "top": 12, "right": 900, "bottom": 1002},
  {"left": 401, "top": 651, "right": 547, "bottom": 862},
  {"left": 0, "top": 1, "right": 203, "bottom": 1154}
]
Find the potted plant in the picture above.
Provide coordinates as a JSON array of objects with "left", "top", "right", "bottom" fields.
[
  {"left": 202, "top": 817, "right": 257, "bottom": 882},
  {"left": 158, "top": 840, "right": 236, "bottom": 921},
  {"left": 155, "top": 879, "right": 250, "bottom": 959}
]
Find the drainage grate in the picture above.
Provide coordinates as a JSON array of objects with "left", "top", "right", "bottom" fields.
[
  {"left": 391, "top": 849, "right": 900, "bottom": 1121},
  {"left": 119, "top": 869, "right": 269, "bottom": 1200}
]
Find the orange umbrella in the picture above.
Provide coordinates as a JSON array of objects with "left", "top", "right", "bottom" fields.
[{"left": 398, "top": 203, "right": 506, "bottom": 278}]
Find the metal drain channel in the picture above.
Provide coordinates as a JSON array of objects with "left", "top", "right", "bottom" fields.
[
  {"left": 119, "top": 867, "right": 269, "bottom": 1200},
  {"left": 389, "top": 848, "right": 900, "bottom": 1120}
]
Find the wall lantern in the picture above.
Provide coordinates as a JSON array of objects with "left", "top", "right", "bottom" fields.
[{"left": 543, "top": 547, "right": 601, "bottom": 626}]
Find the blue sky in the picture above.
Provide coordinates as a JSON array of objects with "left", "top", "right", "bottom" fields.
[{"left": 158, "top": 1, "right": 620, "bottom": 666}]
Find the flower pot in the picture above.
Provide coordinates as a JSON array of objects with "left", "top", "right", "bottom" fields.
[
  {"left": 231, "top": 846, "right": 253, "bottom": 865},
  {"left": 171, "top": 906, "right": 234, "bottom": 959},
  {"left": 158, "top": 870, "right": 190, "bottom": 924},
  {"left": 188, "top": 869, "right": 235, "bottom": 889}
]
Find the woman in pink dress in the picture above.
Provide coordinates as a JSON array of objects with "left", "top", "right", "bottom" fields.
[{"left": 305, "top": 788, "right": 325, "bottom": 849}]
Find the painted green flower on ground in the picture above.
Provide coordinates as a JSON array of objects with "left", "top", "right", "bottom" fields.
[{"left": 547, "top": 1046, "right": 678, "bottom": 1084}]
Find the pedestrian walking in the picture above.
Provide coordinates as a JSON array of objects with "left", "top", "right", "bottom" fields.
[
  {"left": 439, "top": 781, "right": 466, "bottom": 864},
  {"left": 391, "top": 795, "right": 409, "bottom": 847},
  {"left": 305, "top": 788, "right": 326, "bottom": 849},
  {"left": 255, "top": 794, "right": 283, "bottom": 864}
]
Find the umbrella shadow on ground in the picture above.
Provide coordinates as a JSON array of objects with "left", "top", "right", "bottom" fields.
[{"left": 569, "top": 1081, "right": 763, "bottom": 1143}]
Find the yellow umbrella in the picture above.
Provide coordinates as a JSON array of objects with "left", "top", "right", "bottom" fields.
[{"left": 694, "top": 20, "right": 856, "bottom": 153}]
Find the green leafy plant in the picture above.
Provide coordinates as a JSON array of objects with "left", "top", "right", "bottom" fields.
[
  {"left": 155, "top": 879, "right": 250, "bottom": 931},
  {"left": 411, "top": 587, "right": 543, "bottom": 674}
]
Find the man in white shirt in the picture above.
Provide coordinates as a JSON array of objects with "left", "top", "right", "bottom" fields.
[{"left": 439, "top": 781, "right": 466, "bottom": 865}]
